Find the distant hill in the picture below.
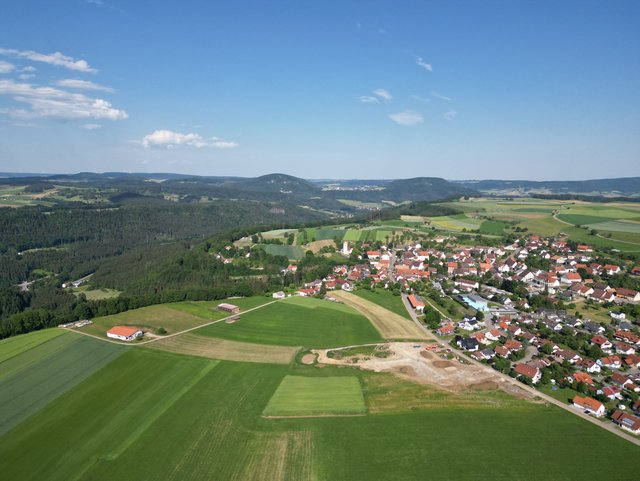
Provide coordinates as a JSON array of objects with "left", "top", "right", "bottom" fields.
[{"left": 454, "top": 177, "right": 640, "bottom": 197}]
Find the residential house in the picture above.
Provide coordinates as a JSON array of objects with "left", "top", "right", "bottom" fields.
[
  {"left": 514, "top": 363, "right": 542, "bottom": 384},
  {"left": 573, "top": 396, "right": 605, "bottom": 417},
  {"left": 611, "top": 410, "right": 640, "bottom": 435}
]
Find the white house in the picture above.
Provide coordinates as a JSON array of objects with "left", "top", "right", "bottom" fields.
[{"left": 107, "top": 326, "right": 143, "bottom": 341}]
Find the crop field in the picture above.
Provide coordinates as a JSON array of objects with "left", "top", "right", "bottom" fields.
[
  {"left": 479, "top": 219, "right": 507, "bottom": 235},
  {"left": 73, "top": 286, "right": 121, "bottom": 300},
  {"left": 343, "top": 228, "right": 395, "bottom": 242},
  {"left": 0, "top": 332, "right": 125, "bottom": 435},
  {"left": 297, "top": 228, "right": 346, "bottom": 243},
  {"left": 148, "top": 333, "right": 299, "bottom": 364},
  {"left": 429, "top": 214, "right": 483, "bottom": 231},
  {"left": 332, "top": 290, "right": 428, "bottom": 340},
  {"left": 352, "top": 288, "right": 412, "bottom": 320},
  {"left": 1, "top": 346, "right": 639, "bottom": 481},
  {"left": 263, "top": 244, "right": 305, "bottom": 260},
  {"left": 431, "top": 198, "right": 640, "bottom": 250},
  {"left": 585, "top": 219, "right": 640, "bottom": 233},
  {"left": 196, "top": 296, "right": 382, "bottom": 348},
  {"left": 263, "top": 375, "right": 366, "bottom": 417},
  {"left": 0, "top": 328, "right": 66, "bottom": 363}
]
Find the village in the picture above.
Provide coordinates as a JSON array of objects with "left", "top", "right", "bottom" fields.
[{"left": 269, "top": 232, "right": 640, "bottom": 436}]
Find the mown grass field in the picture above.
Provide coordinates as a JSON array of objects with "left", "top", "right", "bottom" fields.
[
  {"left": 263, "top": 375, "right": 366, "bottom": 416},
  {"left": 196, "top": 296, "right": 382, "bottom": 348},
  {"left": 0, "top": 346, "right": 639, "bottom": 481}
]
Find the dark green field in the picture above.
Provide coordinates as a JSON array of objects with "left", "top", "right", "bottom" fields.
[{"left": 196, "top": 297, "right": 382, "bottom": 348}]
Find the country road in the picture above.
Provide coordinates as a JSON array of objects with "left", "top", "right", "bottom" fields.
[{"left": 402, "top": 293, "right": 640, "bottom": 447}]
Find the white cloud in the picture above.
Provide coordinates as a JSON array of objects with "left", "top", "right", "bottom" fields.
[
  {"left": 0, "top": 79, "right": 127, "bottom": 121},
  {"left": 55, "top": 79, "right": 114, "bottom": 92},
  {"left": 357, "top": 95, "right": 379, "bottom": 104},
  {"left": 444, "top": 110, "right": 457, "bottom": 121},
  {"left": 142, "top": 130, "right": 207, "bottom": 149},
  {"left": 431, "top": 91, "right": 451, "bottom": 101},
  {"left": 0, "top": 48, "right": 97, "bottom": 73},
  {"left": 416, "top": 57, "right": 433, "bottom": 72},
  {"left": 373, "top": 88, "right": 393, "bottom": 101},
  {"left": 81, "top": 123, "right": 101, "bottom": 130},
  {"left": 141, "top": 130, "right": 239, "bottom": 149},
  {"left": 18, "top": 74, "right": 35, "bottom": 80},
  {"left": 410, "top": 94, "right": 430, "bottom": 103},
  {"left": 388, "top": 110, "right": 423, "bottom": 126},
  {"left": 211, "top": 138, "right": 239, "bottom": 149},
  {"left": 0, "top": 60, "right": 15, "bottom": 74}
]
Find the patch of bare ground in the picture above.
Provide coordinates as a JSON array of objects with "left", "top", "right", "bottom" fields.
[
  {"left": 331, "top": 290, "right": 429, "bottom": 340},
  {"left": 300, "top": 353, "right": 316, "bottom": 365},
  {"left": 147, "top": 333, "right": 299, "bottom": 364},
  {"left": 302, "top": 239, "right": 335, "bottom": 253},
  {"left": 316, "top": 342, "right": 536, "bottom": 402}
]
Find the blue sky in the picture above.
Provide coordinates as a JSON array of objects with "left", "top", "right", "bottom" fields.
[{"left": 0, "top": 0, "right": 638, "bottom": 180}]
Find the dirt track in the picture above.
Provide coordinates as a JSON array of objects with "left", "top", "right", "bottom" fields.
[
  {"left": 315, "top": 342, "right": 534, "bottom": 399},
  {"left": 331, "top": 291, "right": 429, "bottom": 340}
]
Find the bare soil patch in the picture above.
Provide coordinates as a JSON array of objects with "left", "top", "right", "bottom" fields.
[
  {"left": 301, "top": 353, "right": 316, "bottom": 365},
  {"left": 315, "top": 342, "right": 536, "bottom": 401},
  {"left": 331, "top": 291, "right": 428, "bottom": 340}
]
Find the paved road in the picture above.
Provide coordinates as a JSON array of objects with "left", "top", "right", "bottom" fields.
[{"left": 402, "top": 293, "right": 640, "bottom": 447}]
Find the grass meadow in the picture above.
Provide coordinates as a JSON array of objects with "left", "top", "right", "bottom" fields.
[
  {"left": 196, "top": 296, "right": 382, "bottom": 348},
  {"left": 353, "top": 288, "right": 412, "bottom": 320}
]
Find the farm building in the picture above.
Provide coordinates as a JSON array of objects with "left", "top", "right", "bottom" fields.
[
  {"left": 272, "top": 291, "right": 286, "bottom": 299},
  {"left": 107, "top": 326, "right": 143, "bottom": 341},
  {"left": 407, "top": 294, "right": 425, "bottom": 312},
  {"left": 217, "top": 303, "right": 240, "bottom": 314}
]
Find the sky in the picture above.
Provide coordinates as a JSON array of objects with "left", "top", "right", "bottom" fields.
[{"left": 0, "top": 0, "right": 638, "bottom": 180}]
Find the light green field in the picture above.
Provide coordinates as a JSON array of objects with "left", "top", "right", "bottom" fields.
[
  {"left": 262, "top": 244, "right": 305, "bottom": 260},
  {"left": 196, "top": 296, "right": 383, "bottom": 348},
  {"left": 0, "top": 333, "right": 125, "bottom": 435},
  {"left": 479, "top": 219, "right": 507, "bottom": 235},
  {"left": 429, "top": 215, "right": 483, "bottom": 231},
  {"left": 586, "top": 219, "right": 640, "bottom": 233},
  {"left": 263, "top": 375, "right": 365, "bottom": 416},
  {"left": 0, "top": 328, "right": 66, "bottom": 364}
]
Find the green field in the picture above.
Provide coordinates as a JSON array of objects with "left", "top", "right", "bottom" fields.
[
  {"left": 557, "top": 213, "right": 615, "bottom": 226},
  {"left": 586, "top": 219, "right": 640, "bottom": 233},
  {"left": 263, "top": 375, "right": 366, "bottom": 416},
  {"left": 196, "top": 296, "right": 382, "bottom": 348},
  {"left": 479, "top": 219, "right": 507, "bottom": 235},
  {"left": 353, "top": 288, "right": 412, "bottom": 319},
  {"left": 73, "top": 286, "right": 121, "bottom": 300},
  {"left": 1, "top": 345, "right": 639, "bottom": 481},
  {"left": 0, "top": 328, "right": 66, "bottom": 363},
  {"left": 0, "top": 332, "right": 125, "bottom": 435},
  {"left": 262, "top": 244, "right": 306, "bottom": 260}
]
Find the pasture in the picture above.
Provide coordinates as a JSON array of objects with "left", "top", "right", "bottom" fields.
[
  {"left": 263, "top": 375, "right": 366, "bottom": 417},
  {"left": 0, "top": 347, "right": 639, "bottom": 481},
  {"left": 196, "top": 296, "right": 382, "bottom": 348},
  {"left": 0, "top": 328, "right": 66, "bottom": 363}
]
